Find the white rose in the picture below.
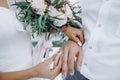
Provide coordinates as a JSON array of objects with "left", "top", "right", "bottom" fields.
[
  {"left": 65, "top": 4, "right": 73, "bottom": 19},
  {"left": 48, "top": 6, "right": 67, "bottom": 26},
  {"left": 66, "top": 0, "right": 80, "bottom": 18},
  {"left": 48, "top": 6, "right": 59, "bottom": 17},
  {"left": 27, "top": 0, "right": 32, "bottom": 2},
  {"left": 31, "top": 0, "right": 46, "bottom": 15},
  {"left": 53, "top": 18, "right": 67, "bottom": 27}
]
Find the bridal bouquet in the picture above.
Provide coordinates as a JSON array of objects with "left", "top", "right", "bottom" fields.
[{"left": 13, "top": 0, "right": 82, "bottom": 38}]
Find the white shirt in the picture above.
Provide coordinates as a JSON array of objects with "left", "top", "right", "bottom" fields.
[
  {"left": 79, "top": 0, "right": 120, "bottom": 80},
  {"left": 0, "top": 7, "right": 32, "bottom": 72}
]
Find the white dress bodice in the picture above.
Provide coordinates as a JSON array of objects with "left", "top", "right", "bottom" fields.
[{"left": 0, "top": 7, "right": 33, "bottom": 72}]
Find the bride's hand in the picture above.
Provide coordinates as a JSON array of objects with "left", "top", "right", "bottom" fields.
[
  {"left": 32, "top": 54, "right": 62, "bottom": 80},
  {"left": 62, "top": 26, "right": 84, "bottom": 46}
]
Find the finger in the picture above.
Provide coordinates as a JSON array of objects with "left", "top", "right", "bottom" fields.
[
  {"left": 76, "top": 48, "right": 82, "bottom": 71},
  {"left": 70, "top": 34, "right": 79, "bottom": 43},
  {"left": 46, "top": 53, "right": 57, "bottom": 64},
  {"left": 54, "top": 54, "right": 63, "bottom": 70},
  {"left": 70, "top": 35, "right": 82, "bottom": 47},
  {"left": 53, "top": 51, "right": 62, "bottom": 68},
  {"left": 68, "top": 48, "right": 75, "bottom": 75},
  {"left": 50, "top": 55, "right": 63, "bottom": 79},
  {"left": 62, "top": 46, "right": 69, "bottom": 78},
  {"left": 57, "top": 54, "right": 63, "bottom": 67},
  {"left": 77, "top": 31, "right": 84, "bottom": 44}
]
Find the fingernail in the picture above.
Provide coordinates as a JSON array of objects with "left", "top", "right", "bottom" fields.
[
  {"left": 62, "top": 74, "right": 66, "bottom": 80},
  {"left": 58, "top": 50, "right": 62, "bottom": 54},
  {"left": 77, "top": 66, "right": 81, "bottom": 71},
  {"left": 70, "top": 72, "right": 74, "bottom": 76},
  {"left": 77, "top": 42, "right": 82, "bottom": 47}
]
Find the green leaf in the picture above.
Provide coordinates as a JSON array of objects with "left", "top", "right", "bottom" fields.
[{"left": 51, "top": 0, "right": 60, "bottom": 6}]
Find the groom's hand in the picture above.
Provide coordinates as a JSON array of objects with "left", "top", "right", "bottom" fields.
[{"left": 61, "top": 40, "right": 82, "bottom": 78}]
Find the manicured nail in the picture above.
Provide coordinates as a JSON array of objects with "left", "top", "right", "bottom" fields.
[
  {"left": 62, "top": 74, "right": 66, "bottom": 80},
  {"left": 77, "top": 66, "right": 81, "bottom": 72},
  {"left": 59, "top": 50, "right": 62, "bottom": 54},
  {"left": 77, "top": 42, "right": 82, "bottom": 47},
  {"left": 70, "top": 72, "right": 74, "bottom": 76}
]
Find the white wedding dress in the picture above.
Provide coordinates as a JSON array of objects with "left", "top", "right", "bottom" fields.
[
  {"left": 0, "top": 7, "right": 60, "bottom": 80},
  {"left": 0, "top": 6, "right": 44, "bottom": 80},
  {"left": 0, "top": 6, "right": 53, "bottom": 80},
  {"left": 0, "top": 7, "right": 33, "bottom": 72}
]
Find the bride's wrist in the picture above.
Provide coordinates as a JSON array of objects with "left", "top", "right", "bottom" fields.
[
  {"left": 0, "top": 0, "right": 9, "bottom": 8},
  {"left": 29, "top": 67, "right": 40, "bottom": 78},
  {"left": 62, "top": 26, "right": 68, "bottom": 32},
  {"left": 31, "top": 65, "right": 45, "bottom": 78}
]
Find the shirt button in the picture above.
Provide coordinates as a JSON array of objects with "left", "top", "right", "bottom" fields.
[
  {"left": 98, "top": 24, "right": 102, "bottom": 28},
  {"left": 88, "top": 46, "right": 92, "bottom": 49},
  {"left": 84, "top": 63, "right": 87, "bottom": 66}
]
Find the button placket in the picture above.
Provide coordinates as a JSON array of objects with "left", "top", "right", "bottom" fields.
[
  {"left": 82, "top": 0, "right": 111, "bottom": 69},
  {"left": 97, "top": 24, "right": 102, "bottom": 28},
  {"left": 87, "top": 0, "right": 109, "bottom": 43}
]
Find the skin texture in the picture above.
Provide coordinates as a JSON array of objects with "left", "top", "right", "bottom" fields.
[
  {"left": 61, "top": 26, "right": 84, "bottom": 78},
  {"left": 0, "top": 0, "right": 62, "bottom": 79},
  {"left": 54, "top": 40, "right": 82, "bottom": 78},
  {"left": 33, "top": 54, "right": 63, "bottom": 80},
  {"left": 0, "top": 54, "right": 62, "bottom": 80},
  {"left": 62, "top": 26, "right": 84, "bottom": 46},
  {"left": 0, "top": 0, "right": 9, "bottom": 8}
]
